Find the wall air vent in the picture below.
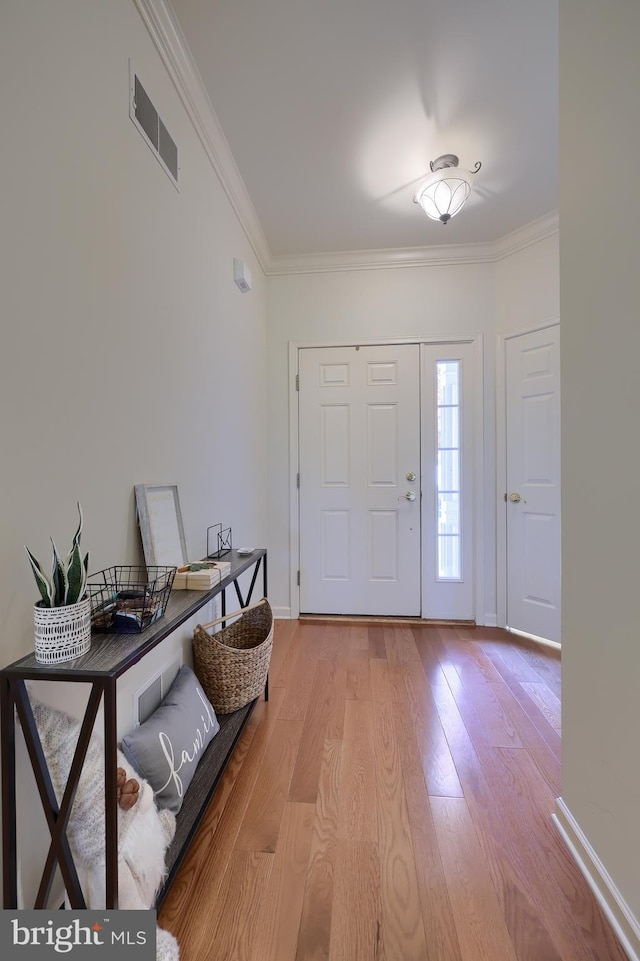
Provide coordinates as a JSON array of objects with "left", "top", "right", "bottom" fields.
[
  {"left": 132, "top": 658, "right": 181, "bottom": 726},
  {"left": 129, "top": 63, "right": 179, "bottom": 188},
  {"left": 137, "top": 674, "right": 162, "bottom": 725}
]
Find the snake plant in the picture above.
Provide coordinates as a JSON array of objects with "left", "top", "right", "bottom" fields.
[{"left": 25, "top": 503, "right": 90, "bottom": 607}]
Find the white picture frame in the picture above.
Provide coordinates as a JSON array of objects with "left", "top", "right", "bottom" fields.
[{"left": 134, "top": 484, "right": 189, "bottom": 568}]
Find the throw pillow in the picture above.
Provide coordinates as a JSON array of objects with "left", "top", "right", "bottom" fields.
[{"left": 121, "top": 664, "right": 220, "bottom": 813}]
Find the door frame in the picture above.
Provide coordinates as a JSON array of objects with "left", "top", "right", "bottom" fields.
[
  {"left": 288, "top": 334, "right": 485, "bottom": 621},
  {"left": 496, "top": 317, "right": 560, "bottom": 634}
]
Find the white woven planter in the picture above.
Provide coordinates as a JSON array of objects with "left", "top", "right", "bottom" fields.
[{"left": 34, "top": 598, "right": 91, "bottom": 664}]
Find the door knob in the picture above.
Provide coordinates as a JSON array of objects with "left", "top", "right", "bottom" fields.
[
  {"left": 401, "top": 491, "right": 417, "bottom": 501},
  {"left": 509, "top": 492, "right": 522, "bottom": 502}
]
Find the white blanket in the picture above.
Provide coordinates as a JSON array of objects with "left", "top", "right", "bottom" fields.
[{"left": 29, "top": 695, "right": 179, "bottom": 960}]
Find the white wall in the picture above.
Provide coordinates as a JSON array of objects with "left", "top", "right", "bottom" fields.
[
  {"left": 0, "top": 0, "right": 267, "bottom": 904},
  {"left": 495, "top": 232, "right": 560, "bottom": 335},
  {"left": 559, "top": 0, "right": 640, "bottom": 938},
  {"left": 0, "top": 0, "right": 267, "bottom": 667},
  {"left": 266, "top": 262, "right": 497, "bottom": 620}
]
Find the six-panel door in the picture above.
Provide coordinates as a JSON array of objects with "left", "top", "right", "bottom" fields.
[{"left": 298, "top": 344, "right": 421, "bottom": 615}]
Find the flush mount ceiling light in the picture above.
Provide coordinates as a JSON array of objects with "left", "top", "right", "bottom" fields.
[{"left": 414, "top": 154, "right": 482, "bottom": 224}]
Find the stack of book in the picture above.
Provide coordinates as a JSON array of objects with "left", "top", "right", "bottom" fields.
[{"left": 173, "top": 559, "right": 231, "bottom": 590}]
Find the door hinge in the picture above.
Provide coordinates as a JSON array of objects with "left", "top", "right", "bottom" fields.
[
  {"left": 296, "top": 472, "right": 300, "bottom": 489},
  {"left": 295, "top": 373, "right": 299, "bottom": 391},
  {"left": 297, "top": 570, "right": 300, "bottom": 586}
]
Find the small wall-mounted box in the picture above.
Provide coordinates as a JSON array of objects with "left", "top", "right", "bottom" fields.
[{"left": 233, "top": 257, "right": 252, "bottom": 293}]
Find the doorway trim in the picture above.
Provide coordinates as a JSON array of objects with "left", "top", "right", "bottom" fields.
[
  {"left": 496, "top": 317, "right": 560, "bottom": 632},
  {"left": 288, "top": 334, "right": 485, "bottom": 621}
]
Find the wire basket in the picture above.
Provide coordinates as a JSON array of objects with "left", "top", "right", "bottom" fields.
[
  {"left": 193, "top": 598, "right": 273, "bottom": 713},
  {"left": 87, "top": 566, "right": 176, "bottom": 634}
]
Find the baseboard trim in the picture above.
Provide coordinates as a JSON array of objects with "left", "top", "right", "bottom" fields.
[
  {"left": 298, "top": 615, "right": 475, "bottom": 627},
  {"left": 508, "top": 626, "right": 561, "bottom": 651},
  {"left": 272, "top": 606, "right": 292, "bottom": 620},
  {"left": 553, "top": 798, "right": 639, "bottom": 961}
]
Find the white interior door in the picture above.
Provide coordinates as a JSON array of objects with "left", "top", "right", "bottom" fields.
[
  {"left": 298, "top": 344, "right": 421, "bottom": 615},
  {"left": 505, "top": 326, "right": 561, "bottom": 641}
]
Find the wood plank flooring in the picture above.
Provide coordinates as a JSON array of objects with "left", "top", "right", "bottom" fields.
[{"left": 158, "top": 621, "right": 628, "bottom": 961}]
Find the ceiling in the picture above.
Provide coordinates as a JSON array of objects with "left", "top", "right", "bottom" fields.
[{"left": 169, "top": 0, "right": 558, "bottom": 258}]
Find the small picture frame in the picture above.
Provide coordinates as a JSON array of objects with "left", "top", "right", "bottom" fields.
[{"left": 135, "top": 484, "right": 189, "bottom": 568}]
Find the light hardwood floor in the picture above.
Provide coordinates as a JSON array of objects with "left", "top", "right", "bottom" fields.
[{"left": 159, "top": 621, "right": 628, "bottom": 961}]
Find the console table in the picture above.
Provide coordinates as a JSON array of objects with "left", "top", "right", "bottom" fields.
[{"left": 0, "top": 548, "right": 267, "bottom": 910}]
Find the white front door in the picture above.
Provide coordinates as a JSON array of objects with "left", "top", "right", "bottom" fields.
[
  {"left": 505, "top": 326, "right": 561, "bottom": 642},
  {"left": 298, "top": 344, "right": 421, "bottom": 615}
]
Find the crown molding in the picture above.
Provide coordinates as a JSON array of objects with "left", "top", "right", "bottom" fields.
[
  {"left": 134, "top": 2, "right": 557, "bottom": 278},
  {"left": 492, "top": 211, "right": 559, "bottom": 262},
  {"left": 268, "top": 211, "right": 559, "bottom": 275},
  {"left": 267, "top": 241, "right": 497, "bottom": 275},
  {"left": 133, "top": 0, "right": 271, "bottom": 272}
]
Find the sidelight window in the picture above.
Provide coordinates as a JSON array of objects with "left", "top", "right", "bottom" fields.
[{"left": 436, "top": 361, "right": 462, "bottom": 580}]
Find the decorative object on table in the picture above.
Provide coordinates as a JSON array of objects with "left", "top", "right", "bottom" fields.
[
  {"left": 173, "top": 559, "right": 231, "bottom": 590},
  {"left": 193, "top": 597, "right": 273, "bottom": 713},
  {"left": 28, "top": 693, "right": 179, "bottom": 958},
  {"left": 25, "top": 502, "right": 92, "bottom": 664},
  {"left": 135, "top": 484, "right": 188, "bottom": 568},
  {"left": 206, "top": 523, "right": 232, "bottom": 558},
  {"left": 87, "top": 566, "right": 176, "bottom": 633},
  {"left": 173, "top": 562, "right": 221, "bottom": 591}
]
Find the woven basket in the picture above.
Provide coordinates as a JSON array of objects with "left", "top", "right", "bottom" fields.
[{"left": 193, "top": 598, "right": 273, "bottom": 713}]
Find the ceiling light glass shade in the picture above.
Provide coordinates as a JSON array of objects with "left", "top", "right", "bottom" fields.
[
  {"left": 414, "top": 168, "right": 473, "bottom": 224},
  {"left": 413, "top": 155, "right": 481, "bottom": 224}
]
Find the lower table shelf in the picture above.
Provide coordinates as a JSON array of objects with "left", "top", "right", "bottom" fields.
[{"left": 158, "top": 698, "right": 256, "bottom": 906}]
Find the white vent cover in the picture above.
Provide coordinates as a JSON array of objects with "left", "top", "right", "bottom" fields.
[
  {"left": 137, "top": 675, "right": 162, "bottom": 724},
  {"left": 129, "top": 62, "right": 179, "bottom": 188},
  {"left": 132, "top": 658, "right": 180, "bottom": 726}
]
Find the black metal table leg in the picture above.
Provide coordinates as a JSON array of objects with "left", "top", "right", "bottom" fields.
[
  {"left": 1, "top": 674, "right": 17, "bottom": 908},
  {"left": 103, "top": 679, "right": 118, "bottom": 909}
]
